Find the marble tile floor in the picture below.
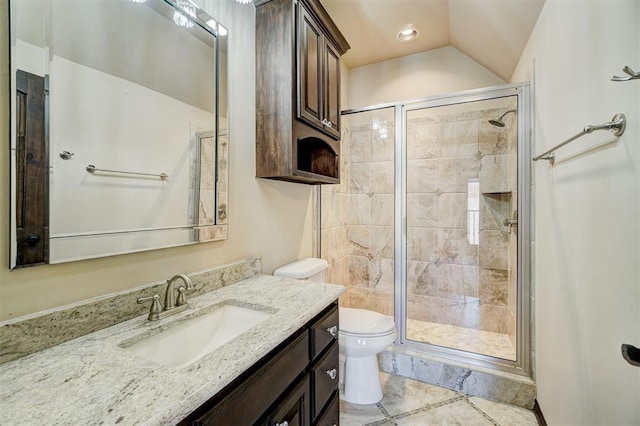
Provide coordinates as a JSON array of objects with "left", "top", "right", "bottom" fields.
[
  {"left": 406, "top": 319, "right": 516, "bottom": 361},
  {"left": 341, "top": 372, "right": 538, "bottom": 426}
]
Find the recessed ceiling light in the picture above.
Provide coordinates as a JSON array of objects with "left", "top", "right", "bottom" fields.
[{"left": 397, "top": 25, "right": 419, "bottom": 42}]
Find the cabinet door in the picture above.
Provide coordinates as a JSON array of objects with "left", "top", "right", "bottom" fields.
[
  {"left": 189, "top": 331, "right": 309, "bottom": 425},
  {"left": 323, "top": 40, "right": 341, "bottom": 140},
  {"left": 268, "top": 374, "right": 311, "bottom": 426},
  {"left": 297, "top": 5, "right": 324, "bottom": 131}
]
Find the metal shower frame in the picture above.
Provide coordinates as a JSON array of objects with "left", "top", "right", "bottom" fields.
[{"left": 341, "top": 82, "right": 533, "bottom": 376}]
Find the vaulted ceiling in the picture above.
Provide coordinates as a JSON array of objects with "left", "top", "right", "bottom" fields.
[{"left": 321, "top": 0, "right": 545, "bottom": 81}]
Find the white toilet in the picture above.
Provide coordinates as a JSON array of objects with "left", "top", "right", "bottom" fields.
[{"left": 274, "top": 258, "right": 397, "bottom": 405}]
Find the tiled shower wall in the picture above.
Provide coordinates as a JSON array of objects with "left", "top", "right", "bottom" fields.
[
  {"left": 322, "top": 108, "right": 396, "bottom": 315},
  {"left": 321, "top": 102, "right": 518, "bottom": 338},
  {"left": 344, "top": 108, "right": 396, "bottom": 315}
]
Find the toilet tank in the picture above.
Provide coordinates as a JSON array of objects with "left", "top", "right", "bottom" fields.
[{"left": 273, "top": 258, "right": 329, "bottom": 282}]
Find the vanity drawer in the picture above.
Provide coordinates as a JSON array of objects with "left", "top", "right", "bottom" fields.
[
  {"left": 311, "top": 342, "right": 339, "bottom": 421},
  {"left": 310, "top": 304, "right": 339, "bottom": 360},
  {"left": 191, "top": 330, "right": 309, "bottom": 426},
  {"left": 314, "top": 392, "right": 339, "bottom": 426}
]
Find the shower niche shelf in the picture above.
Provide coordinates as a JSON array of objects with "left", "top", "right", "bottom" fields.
[{"left": 255, "top": 0, "right": 349, "bottom": 185}]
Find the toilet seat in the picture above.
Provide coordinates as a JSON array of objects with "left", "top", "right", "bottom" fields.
[
  {"left": 340, "top": 328, "right": 396, "bottom": 338},
  {"left": 339, "top": 307, "right": 395, "bottom": 336}
]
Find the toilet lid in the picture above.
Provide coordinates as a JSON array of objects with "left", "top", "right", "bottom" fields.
[{"left": 340, "top": 308, "right": 395, "bottom": 335}]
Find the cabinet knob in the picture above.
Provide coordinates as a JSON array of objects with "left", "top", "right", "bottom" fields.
[
  {"left": 326, "top": 325, "right": 338, "bottom": 338},
  {"left": 325, "top": 368, "right": 337, "bottom": 380}
]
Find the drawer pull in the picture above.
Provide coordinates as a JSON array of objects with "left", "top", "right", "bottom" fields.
[
  {"left": 324, "top": 368, "right": 337, "bottom": 380},
  {"left": 326, "top": 325, "right": 338, "bottom": 338}
]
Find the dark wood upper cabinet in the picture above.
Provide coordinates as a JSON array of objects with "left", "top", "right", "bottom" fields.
[
  {"left": 256, "top": 0, "right": 349, "bottom": 185},
  {"left": 323, "top": 41, "right": 341, "bottom": 140}
]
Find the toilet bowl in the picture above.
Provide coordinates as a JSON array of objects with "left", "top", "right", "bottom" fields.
[
  {"left": 274, "top": 258, "right": 397, "bottom": 405},
  {"left": 339, "top": 307, "right": 397, "bottom": 404}
]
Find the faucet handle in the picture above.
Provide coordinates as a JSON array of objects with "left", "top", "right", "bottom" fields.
[
  {"left": 176, "top": 286, "right": 188, "bottom": 306},
  {"left": 137, "top": 294, "right": 163, "bottom": 321}
]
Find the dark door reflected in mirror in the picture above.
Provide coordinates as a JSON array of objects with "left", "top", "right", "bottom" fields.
[{"left": 15, "top": 70, "right": 48, "bottom": 266}]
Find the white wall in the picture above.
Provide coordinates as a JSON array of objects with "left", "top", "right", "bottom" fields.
[
  {"left": 512, "top": 0, "right": 640, "bottom": 423},
  {"left": 0, "top": 0, "right": 315, "bottom": 319},
  {"left": 48, "top": 55, "right": 213, "bottom": 262},
  {"left": 346, "top": 46, "right": 505, "bottom": 109}
]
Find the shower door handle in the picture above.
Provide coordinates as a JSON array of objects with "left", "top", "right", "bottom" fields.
[
  {"left": 503, "top": 211, "right": 518, "bottom": 234},
  {"left": 503, "top": 218, "right": 517, "bottom": 234}
]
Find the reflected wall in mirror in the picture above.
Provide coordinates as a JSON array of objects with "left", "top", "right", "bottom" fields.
[{"left": 9, "top": 0, "right": 229, "bottom": 268}]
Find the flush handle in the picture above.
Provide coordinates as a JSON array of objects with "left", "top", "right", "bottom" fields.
[
  {"left": 325, "top": 368, "right": 337, "bottom": 380},
  {"left": 326, "top": 325, "right": 338, "bottom": 338}
]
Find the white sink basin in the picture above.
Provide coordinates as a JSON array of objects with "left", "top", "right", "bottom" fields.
[{"left": 125, "top": 304, "right": 272, "bottom": 369}]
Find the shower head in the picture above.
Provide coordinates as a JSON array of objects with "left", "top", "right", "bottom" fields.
[{"left": 488, "top": 109, "right": 517, "bottom": 127}]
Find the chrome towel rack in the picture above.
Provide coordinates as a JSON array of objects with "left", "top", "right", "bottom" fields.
[
  {"left": 86, "top": 164, "right": 169, "bottom": 180},
  {"left": 611, "top": 66, "right": 640, "bottom": 82},
  {"left": 533, "top": 113, "right": 627, "bottom": 165}
]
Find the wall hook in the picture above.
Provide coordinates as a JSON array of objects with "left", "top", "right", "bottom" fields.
[{"left": 611, "top": 66, "right": 640, "bottom": 82}]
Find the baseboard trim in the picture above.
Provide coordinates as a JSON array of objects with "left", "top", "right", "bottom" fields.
[{"left": 533, "top": 400, "right": 547, "bottom": 426}]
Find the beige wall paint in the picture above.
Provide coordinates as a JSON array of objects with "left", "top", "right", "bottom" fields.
[
  {"left": 346, "top": 46, "right": 505, "bottom": 109},
  {"left": 512, "top": 0, "right": 640, "bottom": 423},
  {"left": 0, "top": 0, "right": 315, "bottom": 320}
]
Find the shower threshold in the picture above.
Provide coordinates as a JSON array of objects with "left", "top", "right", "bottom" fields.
[{"left": 406, "top": 319, "right": 516, "bottom": 361}]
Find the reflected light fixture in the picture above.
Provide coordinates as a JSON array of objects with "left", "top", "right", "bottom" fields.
[
  {"left": 206, "top": 19, "right": 228, "bottom": 37},
  {"left": 129, "top": 0, "right": 146, "bottom": 3},
  {"left": 174, "top": 0, "right": 196, "bottom": 28},
  {"left": 235, "top": 0, "right": 253, "bottom": 3},
  {"left": 397, "top": 25, "right": 419, "bottom": 42}
]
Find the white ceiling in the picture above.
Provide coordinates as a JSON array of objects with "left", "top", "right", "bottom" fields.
[{"left": 321, "top": 0, "right": 545, "bottom": 81}]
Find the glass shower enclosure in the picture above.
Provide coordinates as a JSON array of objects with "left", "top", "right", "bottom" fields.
[{"left": 321, "top": 83, "right": 531, "bottom": 374}]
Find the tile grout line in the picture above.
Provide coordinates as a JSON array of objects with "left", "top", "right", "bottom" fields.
[
  {"left": 368, "top": 395, "right": 466, "bottom": 424},
  {"left": 376, "top": 402, "right": 392, "bottom": 418},
  {"left": 465, "top": 397, "right": 501, "bottom": 426}
]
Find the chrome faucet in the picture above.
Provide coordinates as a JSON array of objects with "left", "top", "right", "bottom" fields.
[{"left": 137, "top": 274, "right": 194, "bottom": 321}]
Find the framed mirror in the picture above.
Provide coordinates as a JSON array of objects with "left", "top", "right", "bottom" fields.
[{"left": 9, "top": 0, "right": 229, "bottom": 268}]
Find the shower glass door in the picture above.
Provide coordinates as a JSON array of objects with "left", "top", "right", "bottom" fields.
[
  {"left": 326, "top": 83, "right": 531, "bottom": 373},
  {"left": 398, "top": 87, "right": 530, "bottom": 369}
]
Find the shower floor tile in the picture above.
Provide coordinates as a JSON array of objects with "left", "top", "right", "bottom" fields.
[
  {"left": 405, "top": 319, "right": 516, "bottom": 360},
  {"left": 340, "top": 372, "right": 538, "bottom": 426}
]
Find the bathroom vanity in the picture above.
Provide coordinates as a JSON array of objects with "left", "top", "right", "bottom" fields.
[
  {"left": 181, "top": 303, "right": 339, "bottom": 425},
  {"left": 0, "top": 268, "right": 344, "bottom": 425}
]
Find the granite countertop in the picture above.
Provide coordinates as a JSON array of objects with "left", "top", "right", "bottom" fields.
[{"left": 0, "top": 275, "right": 344, "bottom": 425}]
